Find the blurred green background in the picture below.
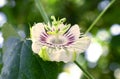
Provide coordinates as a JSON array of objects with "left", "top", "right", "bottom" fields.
[{"left": 0, "top": 0, "right": 120, "bottom": 79}]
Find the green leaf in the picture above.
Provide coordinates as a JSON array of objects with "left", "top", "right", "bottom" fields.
[
  {"left": 1, "top": 23, "right": 20, "bottom": 41},
  {"left": 0, "top": 38, "right": 63, "bottom": 79}
]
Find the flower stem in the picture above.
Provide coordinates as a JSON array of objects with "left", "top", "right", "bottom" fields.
[
  {"left": 85, "top": 0, "right": 115, "bottom": 34},
  {"left": 35, "top": 0, "right": 50, "bottom": 24},
  {"left": 74, "top": 60, "right": 95, "bottom": 79}
]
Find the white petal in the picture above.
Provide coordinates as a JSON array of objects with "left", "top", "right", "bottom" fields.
[
  {"left": 48, "top": 48, "right": 75, "bottom": 63},
  {"left": 68, "top": 36, "right": 91, "bottom": 54},
  {"left": 31, "top": 23, "right": 45, "bottom": 41},
  {"left": 32, "top": 41, "right": 42, "bottom": 53},
  {"left": 68, "top": 24, "right": 80, "bottom": 40}
]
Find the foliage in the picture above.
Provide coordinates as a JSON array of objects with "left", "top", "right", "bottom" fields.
[{"left": 0, "top": 24, "right": 63, "bottom": 79}]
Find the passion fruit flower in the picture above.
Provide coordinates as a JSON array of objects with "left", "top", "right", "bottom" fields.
[{"left": 31, "top": 16, "right": 90, "bottom": 63}]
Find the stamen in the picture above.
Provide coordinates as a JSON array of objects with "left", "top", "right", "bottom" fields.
[
  {"left": 64, "top": 31, "right": 70, "bottom": 36},
  {"left": 40, "top": 32, "right": 48, "bottom": 43},
  {"left": 42, "top": 32, "right": 48, "bottom": 37},
  {"left": 40, "top": 36, "right": 46, "bottom": 42},
  {"left": 68, "top": 36, "right": 75, "bottom": 40}
]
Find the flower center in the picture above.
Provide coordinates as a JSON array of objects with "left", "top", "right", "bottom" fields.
[
  {"left": 46, "top": 35, "right": 67, "bottom": 46},
  {"left": 51, "top": 38, "right": 64, "bottom": 44},
  {"left": 40, "top": 31, "right": 75, "bottom": 47}
]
